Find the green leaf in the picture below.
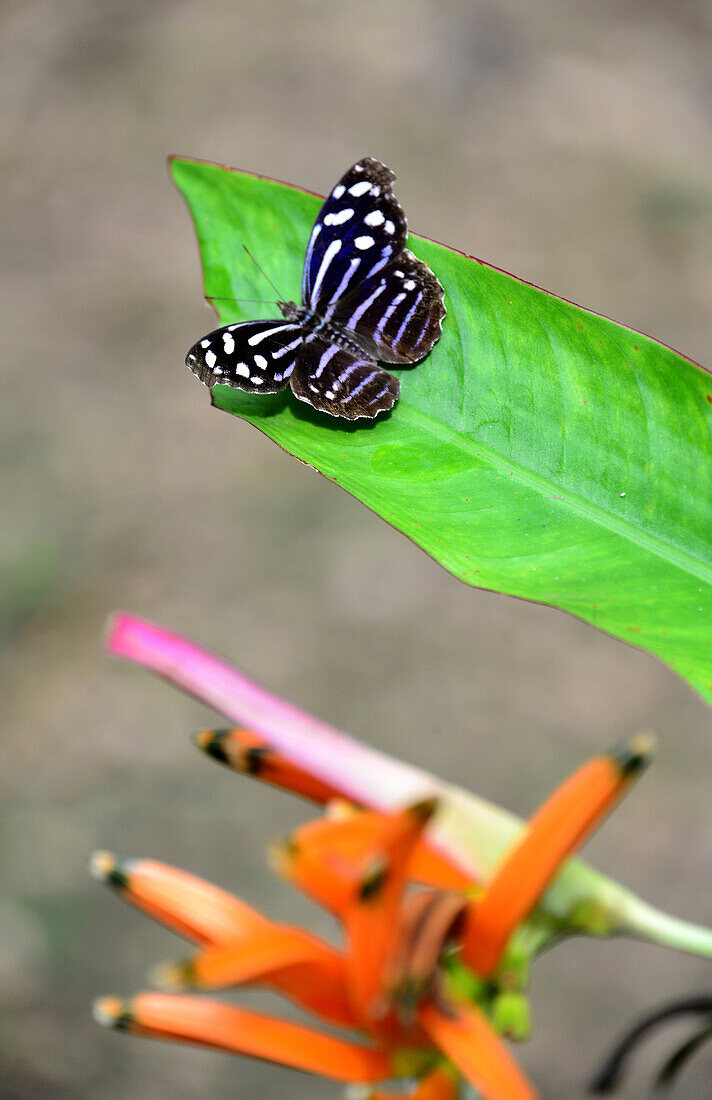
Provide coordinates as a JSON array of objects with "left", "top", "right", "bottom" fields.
[{"left": 171, "top": 156, "right": 712, "bottom": 705}]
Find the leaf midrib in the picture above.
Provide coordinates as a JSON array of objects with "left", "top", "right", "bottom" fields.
[{"left": 387, "top": 399, "right": 712, "bottom": 586}]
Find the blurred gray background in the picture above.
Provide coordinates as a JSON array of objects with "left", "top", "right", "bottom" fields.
[{"left": 2, "top": 1, "right": 712, "bottom": 1096}]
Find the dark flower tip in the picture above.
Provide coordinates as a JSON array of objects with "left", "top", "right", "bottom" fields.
[
  {"left": 611, "top": 731, "right": 657, "bottom": 777},
  {"left": 93, "top": 996, "right": 133, "bottom": 1031},
  {"left": 89, "top": 851, "right": 129, "bottom": 890},
  {"left": 192, "top": 728, "right": 232, "bottom": 763}
]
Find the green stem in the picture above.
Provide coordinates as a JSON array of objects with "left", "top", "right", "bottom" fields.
[{"left": 614, "top": 893, "right": 712, "bottom": 957}]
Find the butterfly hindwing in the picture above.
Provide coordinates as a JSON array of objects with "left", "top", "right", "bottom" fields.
[
  {"left": 290, "top": 333, "right": 399, "bottom": 420},
  {"left": 303, "top": 158, "right": 407, "bottom": 316},
  {"left": 331, "top": 248, "right": 446, "bottom": 365},
  {"left": 185, "top": 320, "right": 303, "bottom": 391}
]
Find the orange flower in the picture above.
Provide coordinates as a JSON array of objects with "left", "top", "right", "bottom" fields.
[
  {"left": 96, "top": 615, "right": 711, "bottom": 1097},
  {"left": 93, "top": 716, "right": 652, "bottom": 1098}
]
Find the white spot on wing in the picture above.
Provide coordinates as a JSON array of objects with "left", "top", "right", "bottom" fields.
[
  {"left": 342, "top": 370, "right": 379, "bottom": 403},
  {"left": 205, "top": 350, "right": 217, "bottom": 369},
  {"left": 394, "top": 291, "right": 423, "bottom": 346},
  {"left": 323, "top": 257, "right": 361, "bottom": 318},
  {"left": 355, "top": 236, "right": 374, "bottom": 250},
  {"left": 343, "top": 281, "right": 387, "bottom": 328},
  {"left": 272, "top": 337, "right": 301, "bottom": 359},
  {"left": 273, "top": 336, "right": 302, "bottom": 358},
  {"left": 303, "top": 224, "right": 321, "bottom": 283},
  {"left": 364, "top": 210, "right": 385, "bottom": 226},
  {"left": 403, "top": 279, "right": 416, "bottom": 290},
  {"left": 314, "top": 344, "right": 339, "bottom": 377},
  {"left": 410, "top": 304, "right": 433, "bottom": 350},
  {"left": 362, "top": 254, "right": 390, "bottom": 283},
  {"left": 374, "top": 292, "right": 407, "bottom": 340},
  {"left": 248, "top": 325, "right": 290, "bottom": 346},
  {"left": 254, "top": 354, "right": 268, "bottom": 369},
  {"left": 384, "top": 220, "right": 395, "bottom": 235},
  {"left": 348, "top": 180, "right": 371, "bottom": 197},
  {"left": 332, "top": 184, "right": 345, "bottom": 199},
  {"left": 223, "top": 333, "right": 235, "bottom": 354},
  {"left": 324, "top": 208, "right": 354, "bottom": 226},
  {"left": 201, "top": 339, "right": 210, "bottom": 348},
  {"left": 235, "top": 362, "right": 250, "bottom": 377},
  {"left": 310, "top": 238, "right": 342, "bottom": 303},
  {"left": 337, "top": 362, "right": 361, "bottom": 385}
]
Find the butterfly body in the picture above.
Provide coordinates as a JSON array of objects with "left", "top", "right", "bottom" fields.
[{"left": 186, "top": 158, "right": 445, "bottom": 420}]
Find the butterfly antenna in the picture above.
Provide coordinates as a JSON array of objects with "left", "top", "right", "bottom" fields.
[
  {"left": 205, "top": 295, "right": 276, "bottom": 305},
  {"left": 242, "top": 245, "right": 285, "bottom": 301}
]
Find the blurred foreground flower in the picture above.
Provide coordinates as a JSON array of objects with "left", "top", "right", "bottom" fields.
[{"left": 93, "top": 615, "right": 712, "bottom": 1098}]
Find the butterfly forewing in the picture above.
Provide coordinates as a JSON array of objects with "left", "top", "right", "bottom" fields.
[
  {"left": 332, "top": 248, "right": 446, "bottom": 365},
  {"left": 185, "top": 320, "right": 303, "bottom": 391},
  {"left": 291, "top": 334, "right": 399, "bottom": 420},
  {"left": 303, "top": 158, "right": 407, "bottom": 315}
]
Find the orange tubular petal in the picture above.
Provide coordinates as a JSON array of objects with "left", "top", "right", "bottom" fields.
[
  {"left": 195, "top": 728, "right": 344, "bottom": 804},
  {"left": 174, "top": 927, "right": 355, "bottom": 1028},
  {"left": 270, "top": 808, "right": 395, "bottom": 916},
  {"left": 342, "top": 800, "right": 437, "bottom": 1030},
  {"left": 463, "top": 734, "right": 655, "bottom": 977},
  {"left": 90, "top": 853, "right": 269, "bottom": 946},
  {"left": 413, "top": 1066, "right": 459, "bottom": 1100},
  {"left": 269, "top": 831, "right": 353, "bottom": 916},
  {"left": 272, "top": 803, "right": 472, "bottom": 915},
  {"left": 94, "top": 992, "right": 393, "bottom": 1083},
  {"left": 419, "top": 1002, "right": 537, "bottom": 1100},
  {"left": 408, "top": 840, "right": 476, "bottom": 893}
]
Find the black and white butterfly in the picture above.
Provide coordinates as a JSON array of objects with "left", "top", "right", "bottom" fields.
[{"left": 185, "top": 158, "right": 446, "bottom": 420}]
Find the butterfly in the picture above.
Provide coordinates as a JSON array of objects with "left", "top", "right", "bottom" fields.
[{"left": 185, "top": 158, "right": 446, "bottom": 420}]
